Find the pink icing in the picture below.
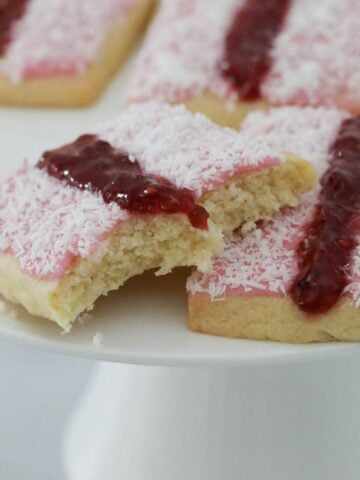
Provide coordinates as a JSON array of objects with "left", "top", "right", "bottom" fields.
[
  {"left": 0, "top": 0, "right": 135, "bottom": 81},
  {"left": 187, "top": 107, "right": 360, "bottom": 302},
  {"left": 0, "top": 102, "right": 283, "bottom": 280},
  {"left": 188, "top": 196, "right": 317, "bottom": 300},
  {"left": 128, "top": 0, "right": 360, "bottom": 112},
  {"left": 0, "top": 163, "right": 129, "bottom": 280}
]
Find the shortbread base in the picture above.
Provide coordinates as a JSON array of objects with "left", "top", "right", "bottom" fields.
[
  {"left": 185, "top": 92, "right": 267, "bottom": 128},
  {"left": 0, "top": 214, "right": 222, "bottom": 330},
  {"left": 188, "top": 293, "right": 360, "bottom": 344},
  {"left": 185, "top": 92, "right": 360, "bottom": 129},
  {"left": 0, "top": 0, "right": 155, "bottom": 107}
]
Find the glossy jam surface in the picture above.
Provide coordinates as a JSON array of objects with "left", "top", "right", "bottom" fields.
[
  {"left": 0, "top": 0, "right": 28, "bottom": 55},
  {"left": 291, "top": 117, "right": 360, "bottom": 314},
  {"left": 221, "top": 0, "right": 291, "bottom": 100},
  {"left": 38, "top": 135, "right": 209, "bottom": 230}
]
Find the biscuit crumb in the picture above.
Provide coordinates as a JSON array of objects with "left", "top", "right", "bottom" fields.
[{"left": 93, "top": 332, "right": 103, "bottom": 346}]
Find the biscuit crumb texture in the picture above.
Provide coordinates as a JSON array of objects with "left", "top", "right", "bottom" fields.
[
  {"left": 188, "top": 293, "right": 360, "bottom": 344},
  {"left": 202, "top": 155, "right": 315, "bottom": 234},
  {"left": 0, "top": 215, "right": 221, "bottom": 330},
  {"left": 186, "top": 92, "right": 267, "bottom": 128}
]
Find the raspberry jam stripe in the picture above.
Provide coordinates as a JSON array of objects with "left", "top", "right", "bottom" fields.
[
  {"left": 0, "top": 0, "right": 28, "bottom": 55},
  {"left": 291, "top": 116, "right": 360, "bottom": 314},
  {"left": 38, "top": 134, "right": 209, "bottom": 230},
  {"left": 221, "top": 0, "right": 291, "bottom": 100}
]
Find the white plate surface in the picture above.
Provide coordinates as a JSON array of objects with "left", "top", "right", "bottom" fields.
[{"left": 0, "top": 65, "right": 359, "bottom": 367}]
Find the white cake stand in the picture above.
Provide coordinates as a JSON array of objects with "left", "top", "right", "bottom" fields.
[
  {"left": 1, "top": 271, "right": 360, "bottom": 480},
  {"left": 2, "top": 67, "right": 360, "bottom": 480}
]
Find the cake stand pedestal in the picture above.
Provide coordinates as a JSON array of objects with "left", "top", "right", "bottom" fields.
[{"left": 63, "top": 357, "right": 360, "bottom": 480}]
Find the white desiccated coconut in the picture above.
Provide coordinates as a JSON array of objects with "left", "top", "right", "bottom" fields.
[
  {"left": 98, "top": 102, "right": 283, "bottom": 197},
  {"left": 0, "top": 102, "right": 282, "bottom": 280},
  {"left": 0, "top": 164, "right": 129, "bottom": 279},
  {"left": 128, "top": 0, "right": 360, "bottom": 110},
  {"left": 128, "top": 0, "right": 240, "bottom": 102},
  {"left": 242, "top": 106, "right": 348, "bottom": 174},
  {"left": 0, "top": 0, "right": 135, "bottom": 82},
  {"left": 187, "top": 107, "right": 355, "bottom": 300},
  {"left": 262, "top": 0, "right": 360, "bottom": 109},
  {"left": 187, "top": 194, "right": 317, "bottom": 299}
]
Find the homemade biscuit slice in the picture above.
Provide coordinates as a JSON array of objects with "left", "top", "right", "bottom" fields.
[
  {"left": 128, "top": 0, "right": 360, "bottom": 127},
  {"left": 0, "top": 102, "right": 314, "bottom": 329},
  {"left": 0, "top": 0, "right": 155, "bottom": 107},
  {"left": 188, "top": 107, "right": 360, "bottom": 343}
]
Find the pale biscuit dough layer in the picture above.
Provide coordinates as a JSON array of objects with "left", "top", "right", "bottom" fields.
[
  {"left": 186, "top": 91, "right": 267, "bottom": 128},
  {"left": 203, "top": 155, "right": 314, "bottom": 234},
  {"left": 0, "top": 155, "right": 313, "bottom": 329},
  {"left": 188, "top": 293, "right": 360, "bottom": 344},
  {"left": 0, "top": 0, "right": 155, "bottom": 107},
  {"left": 185, "top": 92, "right": 360, "bottom": 129},
  {"left": 0, "top": 215, "right": 221, "bottom": 330}
]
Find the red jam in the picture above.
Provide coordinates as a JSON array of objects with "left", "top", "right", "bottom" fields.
[
  {"left": 291, "top": 117, "right": 360, "bottom": 314},
  {"left": 0, "top": 0, "right": 28, "bottom": 55},
  {"left": 221, "top": 0, "right": 291, "bottom": 100},
  {"left": 37, "top": 134, "right": 209, "bottom": 230}
]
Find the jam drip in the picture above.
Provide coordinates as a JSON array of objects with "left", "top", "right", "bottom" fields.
[
  {"left": 291, "top": 117, "right": 360, "bottom": 314},
  {"left": 38, "top": 135, "right": 209, "bottom": 230},
  {"left": 0, "top": 0, "right": 28, "bottom": 55},
  {"left": 221, "top": 0, "right": 291, "bottom": 100}
]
